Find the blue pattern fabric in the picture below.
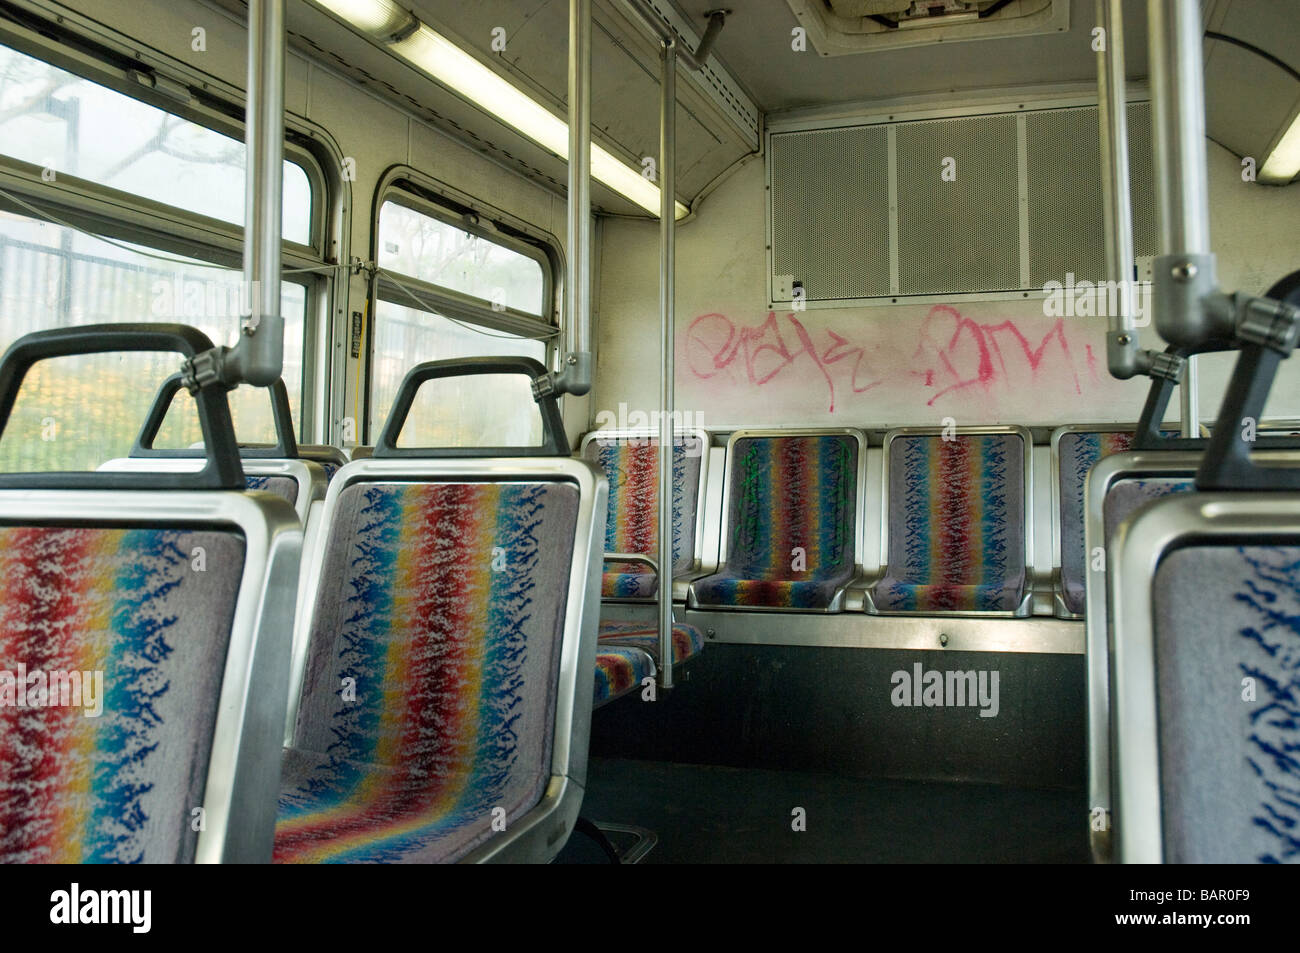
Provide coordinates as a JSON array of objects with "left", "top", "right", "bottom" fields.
[
  {"left": 1057, "top": 431, "right": 1133, "bottom": 614},
  {"left": 873, "top": 433, "right": 1025, "bottom": 613},
  {"left": 276, "top": 480, "right": 579, "bottom": 864},
  {"left": 692, "top": 435, "right": 857, "bottom": 610},
  {"left": 1152, "top": 545, "right": 1300, "bottom": 863}
]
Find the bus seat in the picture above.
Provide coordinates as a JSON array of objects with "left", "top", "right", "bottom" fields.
[
  {"left": 1081, "top": 450, "right": 1202, "bottom": 861},
  {"left": 275, "top": 357, "right": 606, "bottom": 864},
  {"left": 101, "top": 372, "right": 328, "bottom": 524},
  {"left": 597, "top": 618, "right": 706, "bottom": 668},
  {"left": 869, "top": 428, "right": 1032, "bottom": 616},
  {"left": 0, "top": 324, "right": 302, "bottom": 864},
  {"left": 689, "top": 430, "right": 863, "bottom": 611},
  {"left": 580, "top": 429, "right": 708, "bottom": 601},
  {"left": 246, "top": 473, "right": 305, "bottom": 505},
  {"left": 1052, "top": 427, "right": 1135, "bottom": 618},
  {"left": 297, "top": 444, "right": 349, "bottom": 480},
  {"left": 102, "top": 457, "right": 325, "bottom": 526},
  {"left": 594, "top": 644, "right": 655, "bottom": 709},
  {"left": 1109, "top": 492, "right": 1300, "bottom": 863}
]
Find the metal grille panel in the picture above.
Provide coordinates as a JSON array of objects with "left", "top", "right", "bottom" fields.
[
  {"left": 1025, "top": 104, "right": 1158, "bottom": 288},
  {"left": 770, "top": 126, "right": 891, "bottom": 300},
  {"left": 895, "top": 114, "right": 1021, "bottom": 294},
  {"left": 1026, "top": 107, "right": 1105, "bottom": 287},
  {"left": 1126, "top": 102, "right": 1158, "bottom": 259},
  {"left": 766, "top": 102, "right": 1157, "bottom": 304}
]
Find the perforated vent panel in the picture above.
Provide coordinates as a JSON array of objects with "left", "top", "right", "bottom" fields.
[
  {"left": 1025, "top": 104, "right": 1158, "bottom": 287},
  {"left": 769, "top": 126, "right": 890, "bottom": 300},
  {"left": 896, "top": 114, "right": 1020, "bottom": 295},
  {"left": 1126, "top": 102, "right": 1158, "bottom": 259},
  {"left": 1026, "top": 108, "right": 1104, "bottom": 286},
  {"left": 767, "top": 102, "right": 1158, "bottom": 305}
]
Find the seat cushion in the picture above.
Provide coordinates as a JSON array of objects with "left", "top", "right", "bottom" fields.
[
  {"left": 1058, "top": 431, "right": 1133, "bottom": 615},
  {"left": 1152, "top": 545, "right": 1300, "bottom": 863},
  {"left": 693, "top": 434, "right": 858, "bottom": 610},
  {"left": 0, "top": 526, "right": 245, "bottom": 863},
  {"left": 593, "top": 645, "right": 654, "bottom": 708},
  {"left": 872, "top": 580, "right": 1025, "bottom": 614},
  {"left": 601, "top": 561, "right": 657, "bottom": 599},
  {"left": 692, "top": 573, "right": 849, "bottom": 610},
  {"left": 873, "top": 433, "right": 1026, "bottom": 614},
  {"left": 275, "top": 480, "right": 579, "bottom": 864},
  {"left": 597, "top": 618, "right": 705, "bottom": 667}
]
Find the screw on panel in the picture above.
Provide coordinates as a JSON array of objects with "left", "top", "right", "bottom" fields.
[{"left": 939, "top": 633, "right": 949, "bottom": 647}]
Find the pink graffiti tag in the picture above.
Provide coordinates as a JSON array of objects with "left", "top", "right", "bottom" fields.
[
  {"left": 685, "top": 305, "right": 1086, "bottom": 411},
  {"left": 685, "top": 311, "right": 882, "bottom": 412}
]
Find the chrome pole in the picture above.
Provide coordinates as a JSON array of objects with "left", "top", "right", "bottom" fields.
[
  {"left": 233, "top": 0, "right": 285, "bottom": 386},
  {"left": 658, "top": 38, "right": 677, "bottom": 689},
  {"left": 1149, "top": 0, "right": 1209, "bottom": 435},
  {"left": 1098, "top": 0, "right": 1138, "bottom": 373},
  {"left": 558, "top": 0, "right": 593, "bottom": 396}
]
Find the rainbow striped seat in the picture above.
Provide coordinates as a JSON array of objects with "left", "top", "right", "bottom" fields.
[
  {"left": 873, "top": 432, "right": 1027, "bottom": 614},
  {"left": 583, "top": 434, "right": 704, "bottom": 599},
  {"left": 692, "top": 434, "right": 858, "bottom": 610},
  {"left": 1056, "top": 431, "right": 1134, "bottom": 615},
  {"left": 597, "top": 618, "right": 706, "bottom": 667},
  {"left": 0, "top": 527, "right": 246, "bottom": 863},
  {"left": 275, "top": 480, "right": 580, "bottom": 864},
  {"left": 594, "top": 645, "right": 654, "bottom": 708}
]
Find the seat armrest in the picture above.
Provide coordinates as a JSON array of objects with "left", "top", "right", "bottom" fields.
[{"left": 604, "top": 551, "right": 659, "bottom": 574}]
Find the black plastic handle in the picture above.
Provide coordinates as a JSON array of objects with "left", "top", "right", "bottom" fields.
[
  {"left": 1196, "top": 270, "right": 1300, "bottom": 491},
  {"left": 374, "top": 356, "right": 569, "bottom": 458},
  {"left": 1133, "top": 344, "right": 1217, "bottom": 451},
  {"left": 131, "top": 372, "right": 299, "bottom": 460},
  {"left": 0, "top": 323, "right": 244, "bottom": 490}
]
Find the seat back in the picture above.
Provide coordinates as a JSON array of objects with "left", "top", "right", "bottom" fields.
[
  {"left": 100, "top": 456, "right": 325, "bottom": 525},
  {"left": 580, "top": 429, "right": 708, "bottom": 599},
  {"left": 1052, "top": 427, "right": 1135, "bottom": 617},
  {"left": 1081, "top": 449, "right": 1206, "bottom": 861},
  {"left": 1110, "top": 492, "right": 1300, "bottom": 863},
  {"left": 873, "top": 427, "right": 1030, "bottom": 615},
  {"left": 0, "top": 324, "right": 301, "bottom": 864},
  {"left": 297, "top": 444, "right": 349, "bottom": 478},
  {"left": 278, "top": 357, "right": 606, "bottom": 864},
  {"left": 692, "top": 429, "right": 862, "bottom": 610},
  {"left": 104, "top": 372, "right": 327, "bottom": 523}
]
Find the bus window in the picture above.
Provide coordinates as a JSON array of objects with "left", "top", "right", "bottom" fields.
[
  {"left": 377, "top": 200, "right": 545, "bottom": 314},
  {"left": 0, "top": 43, "right": 313, "bottom": 245},
  {"left": 0, "top": 211, "right": 306, "bottom": 471},
  {"left": 369, "top": 197, "right": 554, "bottom": 443},
  {"left": 369, "top": 301, "right": 546, "bottom": 445}
]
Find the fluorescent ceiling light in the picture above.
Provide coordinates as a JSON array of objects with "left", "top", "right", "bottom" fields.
[
  {"left": 1260, "top": 108, "right": 1300, "bottom": 185},
  {"left": 314, "top": 0, "right": 688, "bottom": 218}
]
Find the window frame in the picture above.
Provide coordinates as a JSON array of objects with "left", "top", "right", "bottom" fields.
[
  {"left": 0, "top": 15, "right": 339, "bottom": 440},
  {"left": 367, "top": 167, "right": 562, "bottom": 442}
]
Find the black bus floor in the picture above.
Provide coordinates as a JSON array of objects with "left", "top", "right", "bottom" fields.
[{"left": 559, "top": 757, "right": 1089, "bottom": 864}]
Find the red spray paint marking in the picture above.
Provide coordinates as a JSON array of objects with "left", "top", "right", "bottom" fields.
[{"left": 685, "top": 305, "right": 1085, "bottom": 412}]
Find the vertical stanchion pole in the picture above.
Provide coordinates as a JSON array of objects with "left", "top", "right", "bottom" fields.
[
  {"left": 1098, "top": 0, "right": 1136, "bottom": 361},
  {"left": 658, "top": 39, "right": 677, "bottom": 689},
  {"left": 237, "top": 0, "right": 285, "bottom": 385},
  {"left": 1149, "top": 0, "right": 1209, "bottom": 436},
  {"left": 567, "top": 0, "right": 592, "bottom": 378}
]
